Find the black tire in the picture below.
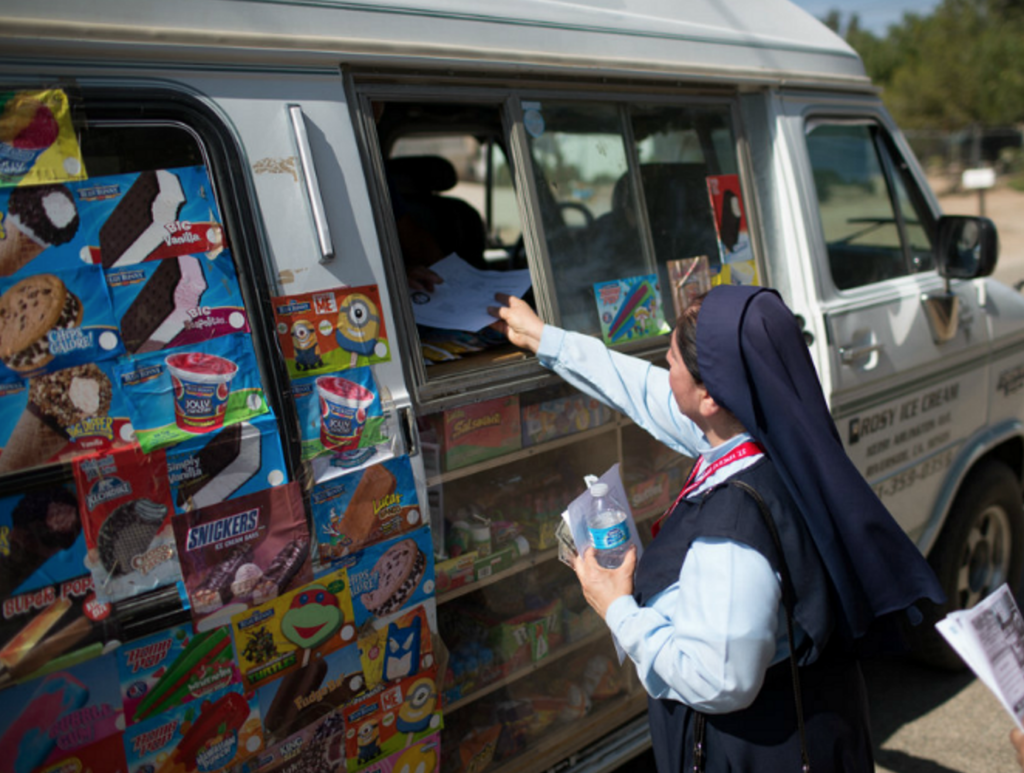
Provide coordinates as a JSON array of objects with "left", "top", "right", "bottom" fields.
[{"left": 911, "top": 459, "right": 1024, "bottom": 670}]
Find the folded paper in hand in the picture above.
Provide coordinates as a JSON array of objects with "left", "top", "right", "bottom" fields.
[
  {"left": 936, "top": 582, "right": 1024, "bottom": 730},
  {"left": 557, "top": 463, "right": 643, "bottom": 568}
]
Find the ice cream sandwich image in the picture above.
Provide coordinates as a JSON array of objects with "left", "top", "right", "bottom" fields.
[
  {"left": 95, "top": 499, "right": 169, "bottom": 577},
  {"left": 99, "top": 169, "right": 185, "bottom": 268},
  {"left": 0, "top": 363, "right": 112, "bottom": 473},
  {"left": 360, "top": 538, "right": 426, "bottom": 617},
  {"left": 121, "top": 255, "right": 208, "bottom": 353},
  {"left": 0, "top": 184, "right": 79, "bottom": 276},
  {"left": 0, "top": 273, "right": 83, "bottom": 373},
  {"left": 175, "top": 422, "right": 262, "bottom": 511}
]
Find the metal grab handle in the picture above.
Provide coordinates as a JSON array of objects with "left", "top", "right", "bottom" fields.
[
  {"left": 839, "top": 342, "right": 884, "bottom": 364},
  {"left": 287, "top": 104, "right": 335, "bottom": 264}
]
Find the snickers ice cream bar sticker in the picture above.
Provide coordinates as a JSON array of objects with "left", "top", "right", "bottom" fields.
[
  {"left": 107, "top": 253, "right": 249, "bottom": 354},
  {"left": 0, "top": 265, "right": 124, "bottom": 382},
  {"left": 0, "top": 165, "right": 226, "bottom": 278},
  {"left": 167, "top": 412, "right": 288, "bottom": 515},
  {"left": 116, "top": 333, "right": 269, "bottom": 454},
  {"left": 272, "top": 285, "right": 391, "bottom": 380}
]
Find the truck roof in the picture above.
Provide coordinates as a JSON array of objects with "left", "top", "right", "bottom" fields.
[{"left": 0, "top": 0, "right": 868, "bottom": 88}]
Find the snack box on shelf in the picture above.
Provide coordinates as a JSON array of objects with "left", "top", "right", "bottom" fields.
[
  {"left": 435, "top": 552, "right": 477, "bottom": 595},
  {"left": 521, "top": 392, "right": 612, "bottom": 448},
  {"left": 431, "top": 395, "right": 521, "bottom": 472},
  {"left": 476, "top": 597, "right": 563, "bottom": 676}
]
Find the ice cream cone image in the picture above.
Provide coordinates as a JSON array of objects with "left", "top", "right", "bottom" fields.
[
  {"left": 0, "top": 184, "right": 79, "bottom": 276},
  {"left": 0, "top": 410, "right": 68, "bottom": 473}
]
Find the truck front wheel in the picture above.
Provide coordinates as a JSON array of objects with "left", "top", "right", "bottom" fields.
[{"left": 913, "top": 459, "right": 1024, "bottom": 670}]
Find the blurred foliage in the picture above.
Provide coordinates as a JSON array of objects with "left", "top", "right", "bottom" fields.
[{"left": 823, "top": 0, "right": 1024, "bottom": 129}]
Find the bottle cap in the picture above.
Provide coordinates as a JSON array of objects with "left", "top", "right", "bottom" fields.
[{"left": 589, "top": 482, "right": 609, "bottom": 497}]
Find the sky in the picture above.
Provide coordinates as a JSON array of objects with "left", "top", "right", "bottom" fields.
[{"left": 789, "top": 0, "right": 942, "bottom": 34}]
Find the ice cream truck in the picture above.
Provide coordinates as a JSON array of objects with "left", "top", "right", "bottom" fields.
[{"left": 0, "top": 1, "right": 1021, "bottom": 771}]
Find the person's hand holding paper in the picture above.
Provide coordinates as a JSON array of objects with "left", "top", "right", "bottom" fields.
[{"left": 410, "top": 253, "right": 531, "bottom": 332}]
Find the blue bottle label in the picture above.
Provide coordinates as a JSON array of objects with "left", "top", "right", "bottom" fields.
[{"left": 589, "top": 522, "right": 629, "bottom": 551}]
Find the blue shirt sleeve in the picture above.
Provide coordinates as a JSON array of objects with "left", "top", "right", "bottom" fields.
[
  {"left": 604, "top": 538, "right": 784, "bottom": 713},
  {"left": 536, "top": 326, "right": 710, "bottom": 458}
]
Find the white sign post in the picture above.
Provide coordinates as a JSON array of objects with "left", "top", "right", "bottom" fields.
[{"left": 962, "top": 167, "right": 996, "bottom": 217}]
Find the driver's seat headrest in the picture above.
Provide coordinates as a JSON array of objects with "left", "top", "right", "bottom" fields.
[{"left": 386, "top": 155, "right": 458, "bottom": 196}]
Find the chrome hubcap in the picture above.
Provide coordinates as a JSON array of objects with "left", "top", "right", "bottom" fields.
[{"left": 956, "top": 503, "right": 1014, "bottom": 609}]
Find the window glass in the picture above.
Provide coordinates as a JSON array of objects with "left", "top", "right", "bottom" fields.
[
  {"left": 807, "top": 123, "right": 932, "bottom": 289},
  {"left": 524, "top": 102, "right": 646, "bottom": 334},
  {"left": 891, "top": 164, "right": 935, "bottom": 272}
]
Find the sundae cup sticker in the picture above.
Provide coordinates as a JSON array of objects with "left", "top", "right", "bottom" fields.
[
  {"left": 0, "top": 165, "right": 228, "bottom": 277},
  {"left": 0, "top": 265, "right": 125, "bottom": 383},
  {"left": 592, "top": 274, "right": 669, "bottom": 346},
  {"left": 0, "top": 358, "right": 134, "bottom": 475},
  {"left": 166, "top": 412, "right": 289, "bottom": 516},
  {"left": 115, "top": 333, "right": 268, "bottom": 453},
  {"left": 122, "top": 682, "right": 262, "bottom": 773},
  {"left": 0, "top": 89, "right": 87, "bottom": 188},
  {"left": 172, "top": 482, "right": 312, "bottom": 634},
  {"left": 311, "top": 455, "right": 421, "bottom": 568},
  {"left": 116, "top": 623, "right": 242, "bottom": 727},
  {"left": 107, "top": 253, "right": 249, "bottom": 355},
  {"left": 272, "top": 285, "right": 390, "bottom": 379},
  {"left": 72, "top": 443, "right": 182, "bottom": 603},
  {"left": 0, "top": 652, "right": 125, "bottom": 768},
  {"left": 230, "top": 565, "right": 356, "bottom": 693},
  {"left": 294, "top": 366, "right": 387, "bottom": 462}
]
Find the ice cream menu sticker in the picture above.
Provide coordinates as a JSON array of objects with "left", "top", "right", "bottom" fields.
[
  {"left": 172, "top": 482, "right": 313, "bottom": 633},
  {"left": 592, "top": 274, "right": 669, "bottom": 345},
  {"left": 294, "top": 365, "right": 388, "bottom": 462},
  {"left": 0, "top": 359, "right": 134, "bottom": 474},
  {"left": 0, "top": 89, "right": 87, "bottom": 188},
  {"left": 116, "top": 333, "right": 269, "bottom": 453},
  {"left": 272, "top": 285, "right": 391, "bottom": 379},
  {"left": 0, "top": 165, "right": 225, "bottom": 278},
  {"left": 706, "top": 173, "right": 758, "bottom": 287},
  {"left": 230, "top": 565, "right": 358, "bottom": 693},
  {"left": 0, "top": 265, "right": 125, "bottom": 382}
]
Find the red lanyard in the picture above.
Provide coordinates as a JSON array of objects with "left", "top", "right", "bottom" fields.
[{"left": 651, "top": 441, "right": 765, "bottom": 538}]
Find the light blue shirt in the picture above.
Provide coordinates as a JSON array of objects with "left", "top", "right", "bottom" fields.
[{"left": 538, "top": 326, "right": 794, "bottom": 714}]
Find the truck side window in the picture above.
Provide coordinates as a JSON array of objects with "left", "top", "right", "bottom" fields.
[{"left": 807, "top": 122, "right": 935, "bottom": 290}]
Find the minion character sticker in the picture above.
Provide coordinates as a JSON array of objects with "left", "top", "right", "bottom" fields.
[{"left": 272, "top": 285, "right": 391, "bottom": 380}]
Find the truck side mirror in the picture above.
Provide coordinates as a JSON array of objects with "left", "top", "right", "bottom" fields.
[{"left": 936, "top": 215, "right": 998, "bottom": 279}]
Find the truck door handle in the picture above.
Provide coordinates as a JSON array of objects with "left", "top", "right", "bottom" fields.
[
  {"left": 287, "top": 104, "right": 335, "bottom": 264},
  {"left": 839, "top": 342, "right": 884, "bottom": 363}
]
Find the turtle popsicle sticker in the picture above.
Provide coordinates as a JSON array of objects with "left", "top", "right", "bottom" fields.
[{"left": 282, "top": 585, "right": 344, "bottom": 667}]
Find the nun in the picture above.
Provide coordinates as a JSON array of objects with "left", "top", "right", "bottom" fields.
[{"left": 489, "top": 285, "right": 944, "bottom": 773}]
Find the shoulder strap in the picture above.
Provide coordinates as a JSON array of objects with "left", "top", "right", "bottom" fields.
[{"left": 729, "top": 479, "right": 811, "bottom": 773}]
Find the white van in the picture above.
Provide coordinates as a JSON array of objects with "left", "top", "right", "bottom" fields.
[{"left": 0, "top": 1, "right": 1020, "bottom": 771}]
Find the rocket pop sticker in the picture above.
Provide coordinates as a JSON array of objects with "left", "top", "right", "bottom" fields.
[{"left": 272, "top": 285, "right": 391, "bottom": 380}]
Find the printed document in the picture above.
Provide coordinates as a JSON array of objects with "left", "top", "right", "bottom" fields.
[
  {"left": 409, "top": 253, "right": 532, "bottom": 332},
  {"left": 936, "top": 583, "right": 1024, "bottom": 729}
]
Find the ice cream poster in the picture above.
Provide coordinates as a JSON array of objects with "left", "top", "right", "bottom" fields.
[
  {"left": 253, "top": 709, "right": 344, "bottom": 773},
  {"left": 116, "top": 624, "right": 241, "bottom": 727},
  {"left": 342, "top": 668, "right": 441, "bottom": 772},
  {"left": 115, "top": 333, "right": 269, "bottom": 454},
  {"left": 0, "top": 652, "right": 125, "bottom": 772},
  {"left": 0, "top": 265, "right": 126, "bottom": 383},
  {"left": 293, "top": 366, "right": 388, "bottom": 462},
  {"left": 122, "top": 682, "right": 263, "bottom": 773},
  {"left": 166, "top": 413, "right": 289, "bottom": 516},
  {"left": 0, "top": 359, "right": 135, "bottom": 474},
  {"left": 356, "top": 602, "right": 438, "bottom": 694},
  {"left": 360, "top": 732, "right": 440, "bottom": 773},
  {"left": 171, "top": 482, "right": 313, "bottom": 634},
  {"left": 73, "top": 445, "right": 182, "bottom": 604},
  {"left": 328, "top": 526, "right": 435, "bottom": 628},
  {"left": 230, "top": 566, "right": 358, "bottom": 694},
  {"left": 706, "top": 174, "right": 758, "bottom": 287},
  {"left": 0, "top": 481, "right": 85, "bottom": 598},
  {"left": 0, "top": 166, "right": 226, "bottom": 280},
  {"left": 256, "top": 639, "right": 365, "bottom": 747},
  {"left": 312, "top": 455, "right": 423, "bottom": 567},
  {"left": 39, "top": 731, "right": 129, "bottom": 773},
  {"left": 272, "top": 285, "right": 391, "bottom": 379},
  {"left": 0, "top": 89, "right": 87, "bottom": 188},
  {"left": 592, "top": 274, "right": 669, "bottom": 345},
  {"left": 107, "top": 253, "right": 249, "bottom": 355}
]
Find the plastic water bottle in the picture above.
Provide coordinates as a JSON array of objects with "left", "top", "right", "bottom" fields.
[{"left": 586, "top": 482, "right": 630, "bottom": 569}]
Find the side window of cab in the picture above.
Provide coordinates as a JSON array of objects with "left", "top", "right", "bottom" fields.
[{"left": 806, "top": 121, "right": 936, "bottom": 290}]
